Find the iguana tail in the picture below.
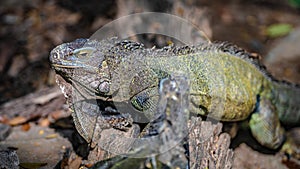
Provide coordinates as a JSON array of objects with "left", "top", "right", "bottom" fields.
[{"left": 273, "top": 81, "right": 300, "bottom": 125}]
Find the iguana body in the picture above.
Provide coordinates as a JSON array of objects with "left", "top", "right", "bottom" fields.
[{"left": 50, "top": 38, "right": 300, "bottom": 150}]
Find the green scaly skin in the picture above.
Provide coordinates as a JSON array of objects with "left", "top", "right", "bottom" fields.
[{"left": 49, "top": 38, "right": 300, "bottom": 152}]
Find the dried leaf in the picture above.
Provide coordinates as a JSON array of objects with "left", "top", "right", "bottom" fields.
[
  {"left": 38, "top": 118, "right": 50, "bottom": 127},
  {"left": 21, "top": 123, "right": 31, "bottom": 131},
  {"left": 31, "top": 90, "right": 62, "bottom": 105},
  {"left": 8, "top": 116, "right": 27, "bottom": 126},
  {"left": 45, "top": 134, "right": 58, "bottom": 139},
  {"left": 50, "top": 110, "right": 69, "bottom": 120}
]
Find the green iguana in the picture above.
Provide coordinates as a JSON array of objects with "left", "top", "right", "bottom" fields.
[{"left": 49, "top": 37, "right": 300, "bottom": 153}]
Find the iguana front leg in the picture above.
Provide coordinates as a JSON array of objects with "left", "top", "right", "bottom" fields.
[
  {"left": 249, "top": 98, "right": 285, "bottom": 149},
  {"left": 249, "top": 97, "right": 300, "bottom": 158}
]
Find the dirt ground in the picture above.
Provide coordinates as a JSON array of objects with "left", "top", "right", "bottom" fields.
[{"left": 0, "top": 0, "right": 300, "bottom": 168}]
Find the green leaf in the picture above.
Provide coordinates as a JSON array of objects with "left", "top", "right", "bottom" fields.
[
  {"left": 266, "top": 23, "right": 293, "bottom": 38},
  {"left": 289, "top": 0, "right": 300, "bottom": 8}
]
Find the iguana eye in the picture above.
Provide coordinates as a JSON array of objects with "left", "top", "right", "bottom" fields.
[
  {"left": 73, "top": 47, "right": 96, "bottom": 59},
  {"left": 131, "top": 93, "right": 151, "bottom": 111}
]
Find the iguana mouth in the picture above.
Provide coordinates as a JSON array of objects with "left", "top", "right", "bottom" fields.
[
  {"left": 51, "top": 62, "right": 96, "bottom": 70},
  {"left": 50, "top": 50, "right": 97, "bottom": 70}
]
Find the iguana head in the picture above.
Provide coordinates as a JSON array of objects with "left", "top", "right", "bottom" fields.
[
  {"left": 50, "top": 38, "right": 148, "bottom": 100},
  {"left": 50, "top": 38, "right": 158, "bottom": 123},
  {"left": 49, "top": 38, "right": 115, "bottom": 99}
]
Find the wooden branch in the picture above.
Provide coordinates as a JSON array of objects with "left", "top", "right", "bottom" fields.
[{"left": 189, "top": 117, "right": 234, "bottom": 169}]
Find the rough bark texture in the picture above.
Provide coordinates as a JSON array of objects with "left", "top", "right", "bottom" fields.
[{"left": 189, "top": 117, "right": 234, "bottom": 169}]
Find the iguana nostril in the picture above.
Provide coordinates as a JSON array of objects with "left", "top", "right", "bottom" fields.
[
  {"left": 49, "top": 51, "right": 60, "bottom": 64},
  {"left": 98, "top": 81, "right": 110, "bottom": 94},
  {"left": 53, "top": 52, "right": 59, "bottom": 59}
]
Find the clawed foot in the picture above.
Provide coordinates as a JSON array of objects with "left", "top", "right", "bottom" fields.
[
  {"left": 280, "top": 128, "right": 300, "bottom": 160},
  {"left": 102, "top": 107, "right": 133, "bottom": 131}
]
